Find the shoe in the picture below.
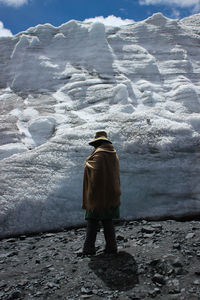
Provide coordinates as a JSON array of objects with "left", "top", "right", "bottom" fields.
[{"left": 82, "top": 247, "right": 96, "bottom": 255}]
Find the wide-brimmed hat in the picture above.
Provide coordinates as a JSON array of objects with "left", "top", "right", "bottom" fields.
[{"left": 89, "top": 131, "right": 112, "bottom": 146}]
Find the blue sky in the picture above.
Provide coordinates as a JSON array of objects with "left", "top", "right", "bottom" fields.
[{"left": 0, "top": 0, "right": 200, "bottom": 36}]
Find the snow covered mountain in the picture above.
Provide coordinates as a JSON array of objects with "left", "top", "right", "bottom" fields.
[{"left": 1, "top": 13, "right": 200, "bottom": 238}]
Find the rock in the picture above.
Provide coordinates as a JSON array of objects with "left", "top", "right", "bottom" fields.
[
  {"left": 6, "top": 239, "right": 18, "bottom": 243},
  {"left": 149, "top": 258, "right": 162, "bottom": 265},
  {"left": 172, "top": 258, "right": 183, "bottom": 268},
  {"left": 91, "top": 289, "right": 98, "bottom": 295},
  {"left": 167, "top": 279, "right": 181, "bottom": 294},
  {"left": 173, "top": 243, "right": 181, "bottom": 249},
  {"left": 19, "top": 235, "right": 26, "bottom": 240},
  {"left": 168, "top": 294, "right": 183, "bottom": 299},
  {"left": 183, "top": 249, "right": 193, "bottom": 255},
  {"left": 174, "top": 267, "right": 186, "bottom": 275},
  {"left": 193, "top": 280, "right": 200, "bottom": 285},
  {"left": 81, "top": 287, "right": 93, "bottom": 294},
  {"left": 143, "top": 233, "right": 155, "bottom": 238},
  {"left": 194, "top": 270, "right": 200, "bottom": 276},
  {"left": 137, "top": 267, "right": 146, "bottom": 275},
  {"left": 17, "top": 280, "right": 28, "bottom": 287},
  {"left": 34, "top": 291, "right": 43, "bottom": 297},
  {"left": 42, "top": 233, "right": 56, "bottom": 238},
  {"left": 141, "top": 220, "right": 148, "bottom": 225},
  {"left": 148, "top": 287, "right": 161, "bottom": 298},
  {"left": 196, "top": 251, "right": 200, "bottom": 257},
  {"left": 185, "top": 233, "right": 195, "bottom": 239},
  {"left": 151, "top": 224, "right": 162, "bottom": 230},
  {"left": 80, "top": 295, "right": 93, "bottom": 299},
  {"left": 46, "top": 282, "right": 60, "bottom": 289},
  {"left": 0, "top": 292, "right": 6, "bottom": 299},
  {"left": 35, "top": 259, "right": 40, "bottom": 264},
  {"left": 0, "top": 281, "right": 7, "bottom": 288},
  {"left": 188, "top": 287, "right": 196, "bottom": 293},
  {"left": 0, "top": 253, "right": 13, "bottom": 261},
  {"left": 152, "top": 273, "right": 166, "bottom": 285},
  {"left": 141, "top": 226, "right": 155, "bottom": 234},
  {"left": 167, "top": 269, "right": 174, "bottom": 276},
  {"left": 75, "top": 249, "right": 83, "bottom": 257},
  {"left": 7, "top": 290, "right": 22, "bottom": 300},
  {"left": 116, "top": 235, "right": 126, "bottom": 241}
]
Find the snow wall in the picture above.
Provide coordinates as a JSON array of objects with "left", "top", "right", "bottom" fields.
[{"left": 1, "top": 13, "right": 200, "bottom": 238}]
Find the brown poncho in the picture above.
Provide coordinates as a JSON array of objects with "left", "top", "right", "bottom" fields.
[{"left": 82, "top": 143, "right": 121, "bottom": 211}]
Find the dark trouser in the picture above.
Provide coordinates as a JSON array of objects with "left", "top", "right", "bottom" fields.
[{"left": 82, "top": 219, "right": 117, "bottom": 255}]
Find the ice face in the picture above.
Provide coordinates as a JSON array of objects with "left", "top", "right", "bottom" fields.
[{"left": 0, "top": 13, "right": 200, "bottom": 238}]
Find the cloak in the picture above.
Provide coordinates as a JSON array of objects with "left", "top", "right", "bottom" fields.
[{"left": 82, "top": 143, "right": 121, "bottom": 211}]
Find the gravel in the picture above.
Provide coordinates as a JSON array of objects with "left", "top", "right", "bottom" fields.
[{"left": 0, "top": 220, "right": 200, "bottom": 299}]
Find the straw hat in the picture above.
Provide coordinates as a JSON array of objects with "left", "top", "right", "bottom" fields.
[{"left": 89, "top": 131, "right": 112, "bottom": 146}]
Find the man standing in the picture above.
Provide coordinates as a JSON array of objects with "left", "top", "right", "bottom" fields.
[{"left": 82, "top": 131, "right": 121, "bottom": 255}]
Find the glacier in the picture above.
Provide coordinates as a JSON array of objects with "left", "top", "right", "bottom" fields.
[{"left": 0, "top": 13, "right": 200, "bottom": 238}]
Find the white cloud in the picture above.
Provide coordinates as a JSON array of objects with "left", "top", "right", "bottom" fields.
[
  {"left": 171, "top": 8, "right": 181, "bottom": 18},
  {"left": 0, "top": 0, "right": 28, "bottom": 7},
  {"left": 193, "top": 1, "right": 200, "bottom": 12},
  {"left": 0, "top": 21, "right": 13, "bottom": 37},
  {"left": 139, "top": 0, "right": 200, "bottom": 15},
  {"left": 83, "top": 15, "right": 134, "bottom": 27},
  {"left": 139, "top": 0, "right": 200, "bottom": 9}
]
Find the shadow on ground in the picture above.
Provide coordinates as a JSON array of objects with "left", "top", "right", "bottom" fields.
[{"left": 88, "top": 251, "right": 138, "bottom": 291}]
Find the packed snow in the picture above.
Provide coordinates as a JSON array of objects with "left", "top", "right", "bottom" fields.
[{"left": 0, "top": 13, "right": 200, "bottom": 238}]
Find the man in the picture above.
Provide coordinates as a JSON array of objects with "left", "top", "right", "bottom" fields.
[{"left": 82, "top": 131, "right": 121, "bottom": 255}]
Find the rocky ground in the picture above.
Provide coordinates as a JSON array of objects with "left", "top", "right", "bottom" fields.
[{"left": 0, "top": 220, "right": 200, "bottom": 300}]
